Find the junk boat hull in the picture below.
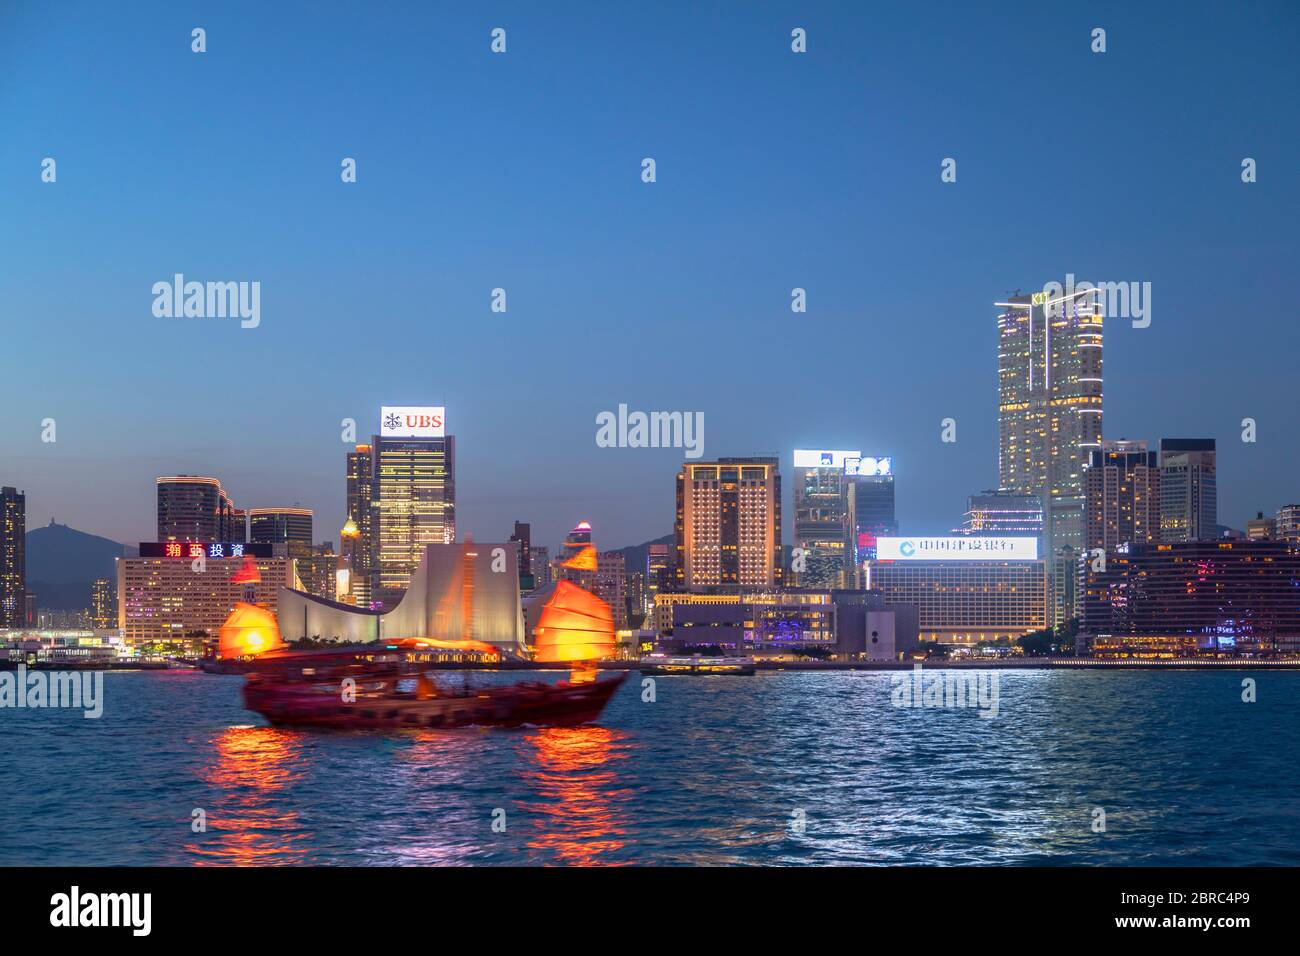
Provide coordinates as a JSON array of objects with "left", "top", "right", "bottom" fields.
[{"left": 243, "top": 665, "right": 626, "bottom": 730}]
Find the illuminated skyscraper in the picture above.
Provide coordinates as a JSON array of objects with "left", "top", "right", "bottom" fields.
[
  {"left": 1083, "top": 441, "right": 1160, "bottom": 553},
  {"left": 371, "top": 408, "right": 455, "bottom": 606},
  {"left": 1, "top": 487, "right": 25, "bottom": 629},
  {"left": 91, "top": 577, "right": 116, "bottom": 629},
  {"left": 955, "top": 490, "right": 1043, "bottom": 539},
  {"left": 996, "top": 286, "right": 1103, "bottom": 622},
  {"left": 1159, "top": 438, "right": 1217, "bottom": 543},
  {"left": 793, "top": 449, "right": 856, "bottom": 588},
  {"left": 248, "top": 508, "right": 314, "bottom": 550},
  {"left": 345, "top": 444, "right": 374, "bottom": 607},
  {"left": 156, "top": 476, "right": 243, "bottom": 542},
  {"left": 675, "top": 457, "right": 782, "bottom": 590}
]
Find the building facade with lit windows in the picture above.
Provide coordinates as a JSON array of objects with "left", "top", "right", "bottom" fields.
[
  {"left": 1, "top": 486, "right": 25, "bottom": 629},
  {"left": 1080, "top": 540, "right": 1300, "bottom": 657},
  {"left": 116, "top": 542, "right": 294, "bottom": 651},
  {"left": 1159, "top": 438, "right": 1217, "bottom": 543},
  {"left": 248, "top": 507, "right": 314, "bottom": 549},
  {"left": 371, "top": 407, "right": 455, "bottom": 608},
  {"left": 675, "top": 457, "right": 782, "bottom": 590},
  {"left": 156, "top": 476, "right": 245, "bottom": 543},
  {"left": 91, "top": 577, "right": 116, "bottom": 629},
  {"left": 344, "top": 444, "right": 375, "bottom": 607},
  {"left": 793, "top": 449, "right": 857, "bottom": 588},
  {"left": 1083, "top": 441, "right": 1160, "bottom": 553},
  {"left": 1277, "top": 505, "right": 1300, "bottom": 544},
  {"left": 996, "top": 286, "right": 1103, "bottom": 623},
  {"left": 864, "top": 541, "right": 1049, "bottom": 645}
]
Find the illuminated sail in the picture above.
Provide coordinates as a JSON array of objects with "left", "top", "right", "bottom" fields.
[
  {"left": 533, "top": 580, "right": 615, "bottom": 663},
  {"left": 218, "top": 603, "right": 286, "bottom": 659}
]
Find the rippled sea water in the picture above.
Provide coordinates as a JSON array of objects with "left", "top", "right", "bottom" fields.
[{"left": 4, "top": 669, "right": 1300, "bottom": 865}]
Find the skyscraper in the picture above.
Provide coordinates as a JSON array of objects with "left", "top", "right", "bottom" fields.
[
  {"left": 372, "top": 408, "right": 455, "bottom": 606},
  {"left": 1083, "top": 441, "right": 1160, "bottom": 553},
  {"left": 645, "top": 542, "right": 672, "bottom": 608},
  {"left": 996, "top": 286, "right": 1103, "bottom": 621},
  {"left": 510, "top": 521, "right": 533, "bottom": 590},
  {"left": 675, "top": 457, "right": 782, "bottom": 590},
  {"left": 248, "top": 508, "right": 314, "bottom": 550},
  {"left": 1159, "top": 439, "right": 1217, "bottom": 542},
  {"left": 345, "top": 444, "right": 375, "bottom": 607},
  {"left": 91, "top": 577, "right": 116, "bottom": 629},
  {"left": 157, "top": 476, "right": 243, "bottom": 542},
  {"left": 793, "top": 449, "right": 857, "bottom": 588},
  {"left": 846, "top": 457, "right": 896, "bottom": 574},
  {"left": 1, "top": 487, "right": 25, "bottom": 629}
]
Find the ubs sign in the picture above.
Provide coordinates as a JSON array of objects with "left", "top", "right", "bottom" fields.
[{"left": 381, "top": 406, "right": 446, "bottom": 438}]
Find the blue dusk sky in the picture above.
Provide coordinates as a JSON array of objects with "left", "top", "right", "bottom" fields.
[{"left": 1, "top": 1, "right": 1297, "bottom": 552}]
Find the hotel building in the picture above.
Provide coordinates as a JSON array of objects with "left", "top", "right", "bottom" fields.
[
  {"left": 1081, "top": 540, "right": 1300, "bottom": 656},
  {"left": 675, "top": 457, "right": 782, "bottom": 590},
  {"left": 865, "top": 538, "right": 1048, "bottom": 645},
  {"left": 1159, "top": 439, "right": 1217, "bottom": 542},
  {"left": 996, "top": 287, "right": 1103, "bottom": 622},
  {"left": 117, "top": 543, "right": 294, "bottom": 651},
  {"left": 1276, "top": 505, "right": 1300, "bottom": 544},
  {"left": 1, "top": 486, "right": 25, "bottom": 629},
  {"left": 156, "top": 475, "right": 245, "bottom": 543}
]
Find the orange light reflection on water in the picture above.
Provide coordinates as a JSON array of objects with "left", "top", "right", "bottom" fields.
[
  {"left": 185, "top": 725, "right": 312, "bottom": 866},
  {"left": 522, "top": 726, "right": 634, "bottom": 866}
]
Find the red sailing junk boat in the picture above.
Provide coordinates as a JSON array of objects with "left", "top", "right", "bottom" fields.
[{"left": 231, "top": 546, "right": 626, "bottom": 730}]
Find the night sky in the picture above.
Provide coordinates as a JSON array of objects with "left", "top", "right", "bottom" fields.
[{"left": 3, "top": 1, "right": 1296, "bottom": 553}]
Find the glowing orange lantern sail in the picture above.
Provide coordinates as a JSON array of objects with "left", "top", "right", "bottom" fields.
[
  {"left": 218, "top": 602, "right": 285, "bottom": 659},
  {"left": 533, "top": 580, "right": 614, "bottom": 663}
]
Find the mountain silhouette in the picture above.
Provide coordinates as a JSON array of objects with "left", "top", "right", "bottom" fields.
[{"left": 25, "top": 521, "right": 133, "bottom": 611}]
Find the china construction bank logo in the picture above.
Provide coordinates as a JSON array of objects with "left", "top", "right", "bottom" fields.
[{"left": 898, "top": 540, "right": 917, "bottom": 557}]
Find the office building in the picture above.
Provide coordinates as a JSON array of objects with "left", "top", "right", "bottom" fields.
[
  {"left": 1159, "top": 439, "right": 1217, "bottom": 543},
  {"left": 1, "top": 486, "right": 24, "bottom": 629},
  {"left": 371, "top": 407, "right": 455, "bottom": 606},
  {"left": 1081, "top": 540, "right": 1300, "bottom": 656},
  {"left": 248, "top": 508, "right": 314, "bottom": 550},
  {"left": 156, "top": 476, "right": 244, "bottom": 542},
  {"left": 1083, "top": 441, "right": 1160, "bottom": 553},
  {"left": 793, "top": 449, "right": 857, "bottom": 588},
  {"left": 847, "top": 458, "right": 897, "bottom": 569},
  {"left": 675, "top": 457, "right": 782, "bottom": 590}
]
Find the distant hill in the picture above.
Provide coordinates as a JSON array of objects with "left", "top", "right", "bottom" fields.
[
  {"left": 610, "top": 533, "right": 672, "bottom": 575},
  {"left": 25, "top": 522, "right": 132, "bottom": 611}
]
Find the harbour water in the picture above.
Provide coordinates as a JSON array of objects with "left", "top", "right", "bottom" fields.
[{"left": 4, "top": 668, "right": 1300, "bottom": 866}]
